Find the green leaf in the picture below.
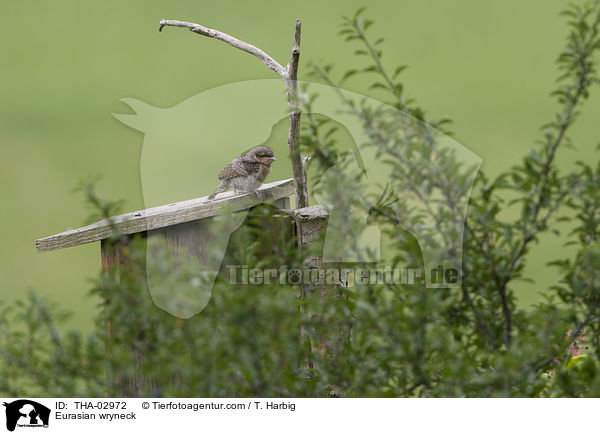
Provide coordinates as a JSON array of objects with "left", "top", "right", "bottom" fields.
[
  {"left": 353, "top": 7, "right": 366, "bottom": 19},
  {"left": 363, "top": 19, "right": 374, "bottom": 31},
  {"left": 393, "top": 65, "right": 408, "bottom": 78},
  {"left": 341, "top": 69, "right": 359, "bottom": 83},
  {"left": 362, "top": 65, "right": 379, "bottom": 73},
  {"left": 370, "top": 82, "right": 388, "bottom": 91}
]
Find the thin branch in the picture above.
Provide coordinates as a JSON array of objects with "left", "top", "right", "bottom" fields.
[
  {"left": 461, "top": 285, "right": 498, "bottom": 349},
  {"left": 158, "top": 19, "right": 286, "bottom": 78},
  {"left": 351, "top": 21, "right": 400, "bottom": 100},
  {"left": 286, "top": 20, "right": 308, "bottom": 208}
]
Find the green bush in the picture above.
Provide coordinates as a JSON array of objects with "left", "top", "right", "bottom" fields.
[{"left": 2, "top": 1, "right": 600, "bottom": 397}]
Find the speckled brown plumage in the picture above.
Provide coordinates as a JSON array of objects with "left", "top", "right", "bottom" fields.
[{"left": 208, "top": 146, "right": 277, "bottom": 200}]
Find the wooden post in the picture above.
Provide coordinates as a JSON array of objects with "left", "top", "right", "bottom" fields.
[{"left": 100, "top": 236, "right": 144, "bottom": 396}]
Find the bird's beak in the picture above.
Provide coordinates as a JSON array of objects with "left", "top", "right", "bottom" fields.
[{"left": 269, "top": 157, "right": 277, "bottom": 161}]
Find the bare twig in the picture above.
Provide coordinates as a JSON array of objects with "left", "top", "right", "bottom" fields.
[
  {"left": 158, "top": 18, "right": 309, "bottom": 209},
  {"left": 286, "top": 20, "right": 308, "bottom": 208},
  {"left": 158, "top": 19, "right": 285, "bottom": 77}
]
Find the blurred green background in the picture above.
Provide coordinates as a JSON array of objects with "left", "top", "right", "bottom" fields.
[{"left": 1, "top": 0, "right": 598, "bottom": 332}]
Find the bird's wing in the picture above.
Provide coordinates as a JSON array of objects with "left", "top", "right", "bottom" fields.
[
  {"left": 217, "top": 157, "right": 248, "bottom": 180},
  {"left": 241, "top": 160, "right": 260, "bottom": 175}
]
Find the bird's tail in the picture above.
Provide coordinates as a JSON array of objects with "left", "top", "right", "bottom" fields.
[{"left": 208, "top": 182, "right": 226, "bottom": 200}]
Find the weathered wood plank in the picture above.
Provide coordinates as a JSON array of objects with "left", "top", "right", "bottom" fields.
[{"left": 36, "top": 178, "right": 294, "bottom": 253}]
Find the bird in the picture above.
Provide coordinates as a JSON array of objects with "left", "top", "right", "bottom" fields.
[{"left": 208, "top": 146, "right": 277, "bottom": 200}]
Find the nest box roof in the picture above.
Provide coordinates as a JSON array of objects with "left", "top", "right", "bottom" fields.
[{"left": 35, "top": 178, "right": 294, "bottom": 253}]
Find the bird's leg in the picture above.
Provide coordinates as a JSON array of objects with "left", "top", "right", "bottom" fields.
[{"left": 254, "top": 189, "right": 266, "bottom": 202}]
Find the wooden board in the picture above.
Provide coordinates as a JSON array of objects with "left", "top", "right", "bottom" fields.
[{"left": 35, "top": 178, "right": 294, "bottom": 253}]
